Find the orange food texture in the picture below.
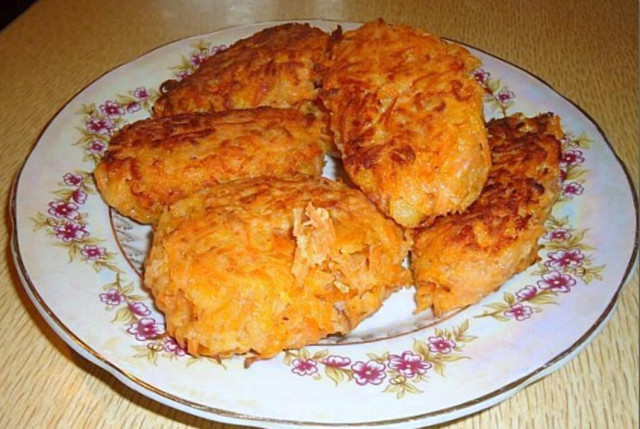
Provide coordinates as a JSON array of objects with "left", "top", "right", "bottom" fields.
[
  {"left": 411, "top": 113, "right": 563, "bottom": 315},
  {"left": 144, "top": 175, "right": 412, "bottom": 359},
  {"left": 94, "top": 107, "right": 330, "bottom": 224},
  {"left": 322, "top": 19, "right": 490, "bottom": 227},
  {"left": 153, "top": 23, "right": 331, "bottom": 117}
]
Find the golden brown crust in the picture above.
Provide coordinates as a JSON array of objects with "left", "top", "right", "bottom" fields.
[
  {"left": 144, "top": 175, "right": 412, "bottom": 359},
  {"left": 94, "top": 107, "right": 329, "bottom": 224},
  {"left": 321, "top": 19, "right": 490, "bottom": 227},
  {"left": 153, "top": 23, "right": 331, "bottom": 117},
  {"left": 411, "top": 113, "right": 563, "bottom": 315}
]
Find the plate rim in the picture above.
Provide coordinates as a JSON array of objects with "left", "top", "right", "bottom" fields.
[{"left": 9, "top": 19, "right": 640, "bottom": 428}]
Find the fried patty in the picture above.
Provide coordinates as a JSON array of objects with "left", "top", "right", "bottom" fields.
[
  {"left": 94, "top": 107, "right": 330, "bottom": 224},
  {"left": 411, "top": 113, "right": 563, "bottom": 315},
  {"left": 153, "top": 23, "right": 331, "bottom": 117},
  {"left": 144, "top": 175, "right": 412, "bottom": 359},
  {"left": 321, "top": 19, "right": 490, "bottom": 227}
]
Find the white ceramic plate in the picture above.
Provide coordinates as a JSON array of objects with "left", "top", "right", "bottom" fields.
[{"left": 11, "top": 20, "right": 638, "bottom": 428}]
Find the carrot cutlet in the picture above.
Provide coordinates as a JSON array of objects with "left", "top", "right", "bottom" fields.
[
  {"left": 144, "top": 175, "right": 412, "bottom": 359},
  {"left": 321, "top": 19, "right": 490, "bottom": 228},
  {"left": 94, "top": 107, "right": 330, "bottom": 224},
  {"left": 411, "top": 113, "right": 563, "bottom": 315}
]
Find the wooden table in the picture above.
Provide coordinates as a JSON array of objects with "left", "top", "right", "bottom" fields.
[{"left": 1, "top": 0, "right": 637, "bottom": 427}]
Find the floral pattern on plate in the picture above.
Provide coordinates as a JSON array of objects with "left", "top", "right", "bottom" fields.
[
  {"left": 30, "top": 37, "right": 603, "bottom": 375},
  {"left": 477, "top": 215, "right": 605, "bottom": 322},
  {"left": 14, "top": 21, "right": 636, "bottom": 427},
  {"left": 284, "top": 320, "right": 476, "bottom": 398}
]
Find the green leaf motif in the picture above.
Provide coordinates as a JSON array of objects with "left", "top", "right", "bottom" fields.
[
  {"left": 545, "top": 215, "right": 569, "bottom": 230},
  {"left": 528, "top": 294, "right": 558, "bottom": 306},
  {"left": 504, "top": 292, "right": 515, "bottom": 305},
  {"left": 437, "top": 354, "right": 468, "bottom": 363},
  {"left": 78, "top": 104, "right": 96, "bottom": 116},
  {"left": 99, "top": 261, "right": 124, "bottom": 274},
  {"left": 457, "top": 335, "right": 478, "bottom": 343},
  {"left": 567, "top": 132, "right": 593, "bottom": 149},
  {"left": 112, "top": 306, "right": 134, "bottom": 324},
  {"left": 52, "top": 189, "right": 74, "bottom": 200},
  {"left": 413, "top": 339, "right": 431, "bottom": 360},
  {"left": 311, "top": 349, "right": 329, "bottom": 361},
  {"left": 148, "top": 350, "right": 158, "bottom": 365},
  {"left": 485, "top": 302, "right": 510, "bottom": 312},
  {"left": 433, "top": 361, "right": 445, "bottom": 377},
  {"left": 299, "top": 348, "right": 310, "bottom": 360},
  {"left": 402, "top": 382, "right": 422, "bottom": 395},
  {"left": 581, "top": 266, "right": 605, "bottom": 283},
  {"left": 324, "top": 366, "right": 348, "bottom": 386},
  {"left": 564, "top": 167, "right": 588, "bottom": 182},
  {"left": 383, "top": 383, "right": 400, "bottom": 395},
  {"left": 366, "top": 352, "right": 389, "bottom": 363},
  {"left": 457, "top": 319, "right": 470, "bottom": 336},
  {"left": 185, "top": 357, "right": 200, "bottom": 367},
  {"left": 476, "top": 311, "right": 510, "bottom": 322},
  {"left": 31, "top": 213, "right": 51, "bottom": 231}
]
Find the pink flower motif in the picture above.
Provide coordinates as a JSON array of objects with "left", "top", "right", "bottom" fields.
[
  {"left": 562, "top": 182, "right": 584, "bottom": 196},
  {"left": 86, "top": 117, "right": 114, "bottom": 135},
  {"left": 561, "top": 149, "right": 585, "bottom": 166},
  {"left": 504, "top": 303, "right": 533, "bottom": 321},
  {"left": 562, "top": 135, "right": 579, "bottom": 148},
  {"left": 559, "top": 169, "right": 567, "bottom": 182},
  {"left": 127, "top": 317, "right": 165, "bottom": 341},
  {"left": 48, "top": 201, "right": 79, "bottom": 220},
  {"left": 133, "top": 87, "right": 150, "bottom": 100},
  {"left": 351, "top": 360, "right": 386, "bottom": 385},
  {"left": 126, "top": 102, "right": 141, "bottom": 113},
  {"left": 177, "top": 70, "right": 191, "bottom": 81},
  {"left": 99, "top": 100, "right": 124, "bottom": 118},
  {"left": 497, "top": 89, "right": 515, "bottom": 104},
  {"left": 473, "top": 69, "right": 490, "bottom": 84},
  {"left": 128, "top": 301, "right": 151, "bottom": 317},
  {"left": 163, "top": 337, "right": 187, "bottom": 356},
  {"left": 87, "top": 140, "right": 107, "bottom": 154},
  {"left": 210, "top": 44, "right": 227, "bottom": 55},
  {"left": 72, "top": 189, "right": 88, "bottom": 204},
  {"left": 516, "top": 285, "right": 538, "bottom": 301},
  {"left": 189, "top": 53, "right": 206, "bottom": 68},
  {"left": 81, "top": 245, "right": 106, "bottom": 260},
  {"left": 54, "top": 221, "right": 88, "bottom": 242},
  {"left": 387, "top": 351, "right": 432, "bottom": 378},
  {"left": 99, "top": 288, "right": 123, "bottom": 306},
  {"left": 545, "top": 249, "right": 584, "bottom": 270},
  {"left": 63, "top": 172, "right": 83, "bottom": 187},
  {"left": 322, "top": 355, "right": 352, "bottom": 368},
  {"left": 428, "top": 336, "right": 456, "bottom": 354},
  {"left": 537, "top": 271, "right": 576, "bottom": 293},
  {"left": 291, "top": 358, "right": 318, "bottom": 376},
  {"left": 545, "top": 228, "right": 571, "bottom": 242}
]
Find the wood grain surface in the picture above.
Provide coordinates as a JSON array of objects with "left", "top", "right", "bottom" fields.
[{"left": 0, "top": 0, "right": 637, "bottom": 428}]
